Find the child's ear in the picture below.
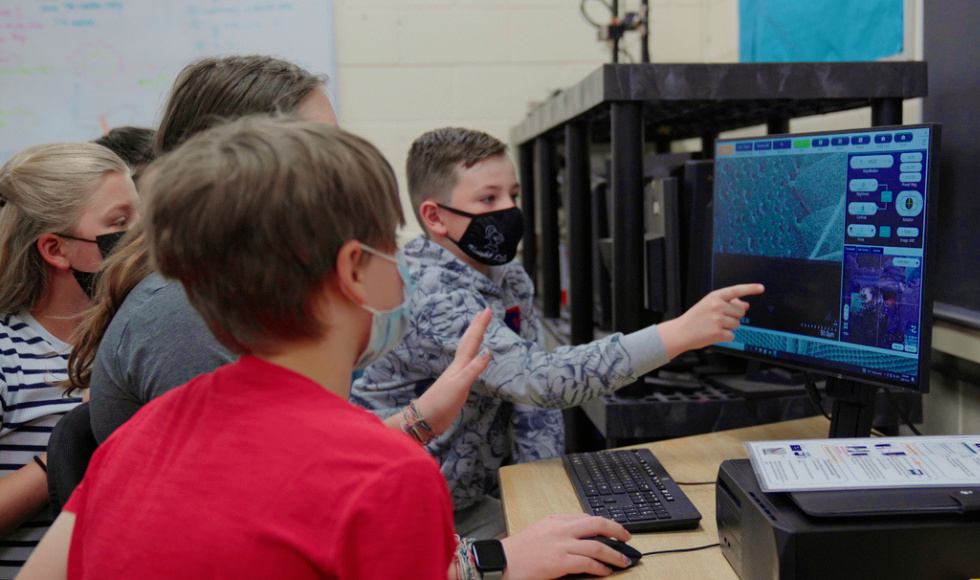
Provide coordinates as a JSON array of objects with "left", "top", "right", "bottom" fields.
[
  {"left": 419, "top": 200, "right": 449, "bottom": 237},
  {"left": 36, "top": 233, "right": 72, "bottom": 271},
  {"left": 334, "top": 240, "right": 369, "bottom": 307}
]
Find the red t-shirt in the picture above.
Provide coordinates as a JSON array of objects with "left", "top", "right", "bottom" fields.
[{"left": 65, "top": 356, "right": 455, "bottom": 579}]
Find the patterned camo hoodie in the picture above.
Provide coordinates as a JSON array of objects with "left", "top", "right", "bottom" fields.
[{"left": 350, "top": 236, "right": 670, "bottom": 512}]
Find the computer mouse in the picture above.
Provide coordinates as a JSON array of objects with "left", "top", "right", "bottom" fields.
[{"left": 585, "top": 536, "right": 642, "bottom": 569}]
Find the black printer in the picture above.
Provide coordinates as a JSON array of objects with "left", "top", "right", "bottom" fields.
[{"left": 716, "top": 459, "right": 980, "bottom": 580}]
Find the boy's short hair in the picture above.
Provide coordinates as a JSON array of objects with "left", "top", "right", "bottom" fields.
[
  {"left": 144, "top": 115, "right": 404, "bottom": 355},
  {"left": 406, "top": 127, "right": 508, "bottom": 229}
]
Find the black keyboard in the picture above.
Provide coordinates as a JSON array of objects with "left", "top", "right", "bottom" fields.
[{"left": 562, "top": 448, "right": 702, "bottom": 533}]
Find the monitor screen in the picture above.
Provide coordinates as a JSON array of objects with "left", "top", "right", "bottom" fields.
[{"left": 710, "top": 125, "right": 938, "bottom": 392}]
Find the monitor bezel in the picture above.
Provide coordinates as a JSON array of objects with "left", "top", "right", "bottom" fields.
[{"left": 708, "top": 123, "right": 941, "bottom": 394}]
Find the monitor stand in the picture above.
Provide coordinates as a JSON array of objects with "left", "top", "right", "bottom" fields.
[{"left": 825, "top": 378, "right": 877, "bottom": 438}]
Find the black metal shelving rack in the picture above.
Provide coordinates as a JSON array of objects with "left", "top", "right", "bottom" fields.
[{"left": 512, "top": 62, "right": 928, "bottom": 346}]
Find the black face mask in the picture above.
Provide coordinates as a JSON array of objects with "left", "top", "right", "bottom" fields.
[
  {"left": 60, "top": 231, "right": 128, "bottom": 299},
  {"left": 438, "top": 205, "right": 525, "bottom": 266},
  {"left": 71, "top": 270, "right": 98, "bottom": 300}
]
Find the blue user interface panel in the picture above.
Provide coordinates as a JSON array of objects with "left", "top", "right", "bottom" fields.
[{"left": 711, "top": 127, "right": 933, "bottom": 389}]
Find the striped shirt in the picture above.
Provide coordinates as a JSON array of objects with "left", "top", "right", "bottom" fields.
[{"left": 0, "top": 312, "right": 81, "bottom": 579}]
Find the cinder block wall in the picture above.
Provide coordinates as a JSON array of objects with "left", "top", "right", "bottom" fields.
[
  {"left": 334, "top": 0, "right": 922, "bottom": 237},
  {"left": 333, "top": 0, "right": 743, "bottom": 238}
]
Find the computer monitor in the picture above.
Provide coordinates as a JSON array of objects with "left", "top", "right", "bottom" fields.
[{"left": 709, "top": 124, "right": 941, "bottom": 437}]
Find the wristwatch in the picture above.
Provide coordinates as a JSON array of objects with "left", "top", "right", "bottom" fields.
[{"left": 472, "top": 539, "right": 507, "bottom": 580}]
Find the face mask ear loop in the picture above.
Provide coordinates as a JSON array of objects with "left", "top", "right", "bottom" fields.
[
  {"left": 352, "top": 248, "right": 413, "bottom": 371},
  {"left": 433, "top": 205, "right": 470, "bottom": 248},
  {"left": 356, "top": 243, "right": 406, "bottom": 315},
  {"left": 436, "top": 204, "right": 478, "bottom": 219}
]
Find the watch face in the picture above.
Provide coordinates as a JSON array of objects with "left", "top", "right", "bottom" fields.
[{"left": 473, "top": 540, "right": 507, "bottom": 570}]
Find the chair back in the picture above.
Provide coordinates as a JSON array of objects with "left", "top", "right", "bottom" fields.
[{"left": 47, "top": 402, "right": 98, "bottom": 517}]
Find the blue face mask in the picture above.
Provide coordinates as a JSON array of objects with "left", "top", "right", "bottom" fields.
[{"left": 353, "top": 244, "right": 414, "bottom": 371}]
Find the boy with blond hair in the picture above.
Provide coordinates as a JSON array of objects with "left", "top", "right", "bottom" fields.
[{"left": 352, "top": 127, "right": 764, "bottom": 538}]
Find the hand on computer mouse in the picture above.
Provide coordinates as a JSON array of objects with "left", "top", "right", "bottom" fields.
[
  {"left": 499, "top": 514, "right": 633, "bottom": 579},
  {"left": 583, "top": 536, "right": 642, "bottom": 569}
]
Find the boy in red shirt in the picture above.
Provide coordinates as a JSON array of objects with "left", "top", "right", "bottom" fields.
[
  {"left": 20, "top": 117, "right": 639, "bottom": 580},
  {"left": 18, "top": 117, "right": 466, "bottom": 579}
]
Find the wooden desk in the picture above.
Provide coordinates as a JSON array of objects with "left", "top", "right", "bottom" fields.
[{"left": 498, "top": 417, "right": 831, "bottom": 579}]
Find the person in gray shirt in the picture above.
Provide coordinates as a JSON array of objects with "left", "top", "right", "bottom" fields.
[
  {"left": 88, "top": 273, "right": 235, "bottom": 442},
  {"left": 66, "top": 55, "right": 336, "bottom": 438}
]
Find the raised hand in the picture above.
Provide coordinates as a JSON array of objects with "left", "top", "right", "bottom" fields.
[{"left": 415, "top": 308, "right": 493, "bottom": 435}]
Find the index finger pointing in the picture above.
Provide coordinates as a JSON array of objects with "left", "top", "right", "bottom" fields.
[{"left": 713, "top": 283, "right": 765, "bottom": 302}]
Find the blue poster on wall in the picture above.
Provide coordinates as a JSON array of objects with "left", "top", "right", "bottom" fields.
[{"left": 740, "top": 0, "right": 903, "bottom": 62}]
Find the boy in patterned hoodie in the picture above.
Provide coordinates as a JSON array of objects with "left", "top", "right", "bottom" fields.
[{"left": 351, "top": 127, "right": 764, "bottom": 539}]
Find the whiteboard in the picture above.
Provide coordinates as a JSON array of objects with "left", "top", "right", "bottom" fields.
[{"left": 0, "top": 0, "right": 336, "bottom": 163}]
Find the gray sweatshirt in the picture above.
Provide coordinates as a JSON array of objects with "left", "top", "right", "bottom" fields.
[{"left": 350, "top": 237, "right": 670, "bottom": 512}]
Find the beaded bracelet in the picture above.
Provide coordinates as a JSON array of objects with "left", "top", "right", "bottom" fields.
[
  {"left": 408, "top": 399, "right": 434, "bottom": 436},
  {"left": 454, "top": 536, "right": 480, "bottom": 580},
  {"left": 401, "top": 398, "right": 436, "bottom": 445}
]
